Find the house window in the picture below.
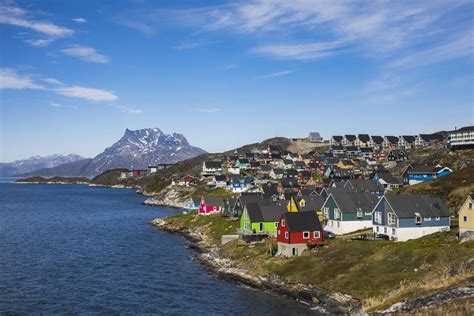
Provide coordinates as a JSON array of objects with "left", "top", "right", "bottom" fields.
[
  {"left": 469, "top": 203, "right": 473, "bottom": 209},
  {"left": 375, "top": 211, "right": 382, "bottom": 224},
  {"left": 415, "top": 213, "right": 422, "bottom": 225},
  {"left": 384, "top": 227, "right": 387, "bottom": 234},
  {"left": 435, "top": 217, "right": 440, "bottom": 221},
  {"left": 314, "top": 231, "right": 320, "bottom": 239},
  {"left": 337, "top": 222, "right": 340, "bottom": 228},
  {"left": 464, "top": 216, "right": 468, "bottom": 222},
  {"left": 275, "top": 222, "right": 279, "bottom": 228},
  {"left": 388, "top": 213, "right": 396, "bottom": 226},
  {"left": 281, "top": 219, "right": 286, "bottom": 227},
  {"left": 357, "top": 209, "right": 363, "bottom": 218},
  {"left": 392, "top": 228, "right": 396, "bottom": 236},
  {"left": 303, "top": 231, "right": 310, "bottom": 239},
  {"left": 213, "top": 206, "right": 217, "bottom": 211},
  {"left": 334, "top": 208, "right": 340, "bottom": 219},
  {"left": 245, "top": 222, "right": 250, "bottom": 231},
  {"left": 376, "top": 226, "right": 379, "bottom": 232},
  {"left": 424, "top": 217, "right": 431, "bottom": 221},
  {"left": 285, "top": 232, "right": 289, "bottom": 239}
]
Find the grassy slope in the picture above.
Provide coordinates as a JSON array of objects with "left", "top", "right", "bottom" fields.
[
  {"left": 164, "top": 212, "right": 474, "bottom": 312},
  {"left": 397, "top": 168, "right": 474, "bottom": 213}
]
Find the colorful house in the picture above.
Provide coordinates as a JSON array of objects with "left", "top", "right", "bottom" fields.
[
  {"left": 373, "top": 172, "right": 403, "bottom": 190},
  {"left": 322, "top": 192, "right": 379, "bottom": 234},
  {"left": 184, "top": 196, "right": 201, "bottom": 211},
  {"left": 287, "top": 195, "right": 325, "bottom": 220},
  {"left": 402, "top": 164, "right": 453, "bottom": 185},
  {"left": 240, "top": 202, "right": 286, "bottom": 235},
  {"left": 459, "top": 194, "right": 474, "bottom": 236},
  {"left": 277, "top": 212, "right": 324, "bottom": 256},
  {"left": 198, "top": 196, "right": 224, "bottom": 215},
  {"left": 202, "top": 161, "right": 223, "bottom": 176},
  {"left": 372, "top": 194, "right": 450, "bottom": 241}
]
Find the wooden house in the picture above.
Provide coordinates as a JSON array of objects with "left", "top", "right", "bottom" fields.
[
  {"left": 459, "top": 194, "right": 474, "bottom": 236},
  {"left": 198, "top": 196, "right": 224, "bottom": 215},
  {"left": 372, "top": 194, "right": 450, "bottom": 241},
  {"left": 277, "top": 212, "right": 324, "bottom": 256}
]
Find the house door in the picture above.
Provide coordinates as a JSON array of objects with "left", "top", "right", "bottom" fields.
[
  {"left": 259, "top": 223, "right": 263, "bottom": 232},
  {"left": 292, "top": 247, "right": 298, "bottom": 256}
]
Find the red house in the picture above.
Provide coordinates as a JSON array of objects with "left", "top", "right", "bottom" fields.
[
  {"left": 173, "top": 175, "right": 196, "bottom": 186},
  {"left": 198, "top": 196, "right": 224, "bottom": 215},
  {"left": 132, "top": 169, "right": 149, "bottom": 177},
  {"left": 277, "top": 212, "right": 324, "bottom": 256}
]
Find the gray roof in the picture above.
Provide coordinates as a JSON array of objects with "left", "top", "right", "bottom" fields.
[
  {"left": 295, "top": 195, "right": 325, "bottom": 212},
  {"left": 384, "top": 194, "right": 450, "bottom": 218},
  {"left": 377, "top": 172, "right": 403, "bottom": 185},
  {"left": 245, "top": 202, "right": 286, "bottom": 222},
  {"left": 345, "top": 179, "right": 384, "bottom": 193},
  {"left": 401, "top": 135, "right": 416, "bottom": 142},
  {"left": 385, "top": 136, "right": 399, "bottom": 143},
  {"left": 204, "top": 161, "right": 222, "bottom": 168},
  {"left": 358, "top": 134, "right": 371, "bottom": 142},
  {"left": 409, "top": 165, "right": 447, "bottom": 174},
  {"left": 330, "top": 192, "right": 380, "bottom": 213},
  {"left": 345, "top": 135, "right": 356, "bottom": 141},
  {"left": 283, "top": 212, "right": 322, "bottom": 232},
  {"left": 309, "top": 132, "right": 322, "bottom": 140},
  {"left": 332, "top": 136, "right": 343, "bottom": 141},
  {"left": 202, "top": 196, "right": 224, "bottom": 206},
  {"left": 371, "top": 136, "right": 384, "bottom": 144}
]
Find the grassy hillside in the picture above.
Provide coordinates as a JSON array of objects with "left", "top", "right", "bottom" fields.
[
  {"left": 397, "top": 168, "right": 474, "bottom": 213},
  {"left": 163, "top": 212, "right": 474, "bottom": 312}
]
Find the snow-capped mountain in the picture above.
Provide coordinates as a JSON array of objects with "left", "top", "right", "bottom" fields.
[
  {"left": 21, "top": 128, "right": 206, "bottom": 177},
  {"left": 0, "top": 154, "right": 86, "bottom": 176}
]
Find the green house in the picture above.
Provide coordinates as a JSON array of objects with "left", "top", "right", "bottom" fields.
[
  {"left": 322, "top": 192, "right": 379, "bottom": 235},
  {"left": 240, "top": 202, "right": 286, "bottom": 235}
]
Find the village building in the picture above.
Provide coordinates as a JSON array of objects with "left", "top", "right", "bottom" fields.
[
  {"left": 277, "top": 212, "right": 324, "bottom": 256},
  {"left": 387, "top": 149, "right": 408, "bottom": 162},
  {"left": 240, "top": 202, "right": 286, "bottom": 235},
  {"left": 202, "top": 161, "right": 223, "bottom": 176},
  {"left": 330, "top": 136, "right": 343, "bottom": 146},
  {"left": 372, "top": 194, "right": 450, "bottom": 241},
  {"left": 355, "top": 134, "right": 371, "bottom": 148},
  {"left": 458, "top": 194, "right": 474, "bottom": 235},
  {"left": 308, "top": 132, "right": 323, "bottom": 142},
  {"left": 415, "top": 134, "right": 444, "bottom": 147},
  {"left": 447, "top": 126, "right": 474, "bottom": 150},
  {"left": 398, "top": 136, "right": 416, "bottom": 149},
  {"left": 370, "top": 136, "right": 384, "bottom": 150},
  {"left": 322, "top": 192, "right": 379, "bottom": 234},
  {"left": 383, "top": 136, "right": 399, "bottom": 149},
  {"left": 198, "top": 196, "right": 224, "bottom": 215},
  {"left": 342, "top": 135, "right": 357, "bottom": 146},
  {"left": 373, "top": 172, "right": 404, "bottom": 190},
  {"left": 184, "top": 196, "right": 201, "bottom": 211},
  {"left": 402, "top": 164, "right": 453, "bottom": 185}
]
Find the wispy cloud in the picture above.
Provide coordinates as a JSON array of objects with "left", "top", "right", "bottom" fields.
[
  {"left": 252, "top": 41, "right": 343, "bottom": 60},
  {"left": 254, "top": 70, "right": 293, "bottom": 80},
  {"left": 60, "top": 45, "right": 110, "bottom": 63},
  {"left": 49, "top": 101, "right": 78, "bottom": 110},
  {"left": 222, "top": 64, "right": 238, "bottom": 70},
  {"left": 114, "top": 105, "right": 144, "bottom": 114},
  {"left": 193, "top": 107, "right": 221, "bottom": 113},
  {"left": 388, "top": 32, "right": 474, "bottom": 69},
  {"left": 173, "top": 39, "right": 220, "bottom": 50},
  {"left": 0, "top": 3, "right": 73, "bottom": 46},
  {"left": 55, "top": 86, "right": 118, "bottom": 102},
  {"left": 41, "top": 77, "right": 65, "bottom": 86},
  {"left": 0, "top": 68, "right": 44, "bottom": 89},
  {"left": 73, "top": 17, "right": 87, "bottom": 24}
]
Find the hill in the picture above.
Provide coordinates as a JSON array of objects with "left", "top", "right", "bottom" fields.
[
  {"left": 397, "top": 168, "right": 474, "bottom": 213},
  {"left": 0, "top": 154, "right": 86, "bottom": 176}
]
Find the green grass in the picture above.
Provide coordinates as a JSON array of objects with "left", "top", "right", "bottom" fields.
[{"left": 164, "top": 212, "right": 474, "bottom": 311}]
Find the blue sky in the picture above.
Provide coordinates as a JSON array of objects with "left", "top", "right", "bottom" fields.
[{"left": 1, "top": 0, "right": 473, "bottom": 162}]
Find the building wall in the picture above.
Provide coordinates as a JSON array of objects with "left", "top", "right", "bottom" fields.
[
  {"left": 277, "top": 242, "right": 308, "bottom": 257},
  {"left": 324, "top": 219, "right": 372, "bottom": 235},
  {"left": 372, "top": 225, "right": 450, "bottom": 242},
  {"left": 458, "top": 197, "right": 474, "bottom": 231},
  {"left": 398, "top": 217, "right": 450, "bottom": 228}
]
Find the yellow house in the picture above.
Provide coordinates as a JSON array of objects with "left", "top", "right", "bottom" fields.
[
  {"left": 287, "top": 195, "right": 324, "bottom": 221},
  {"left": 459, "top": 194, "right": 474, "bottom": 235},
  {"left": 337, "top": 159, "right": 354, "bottom": 170}
]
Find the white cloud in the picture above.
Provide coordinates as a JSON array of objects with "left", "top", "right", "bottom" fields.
[
  {"left": 49, "top": 102, "right": 63, "bottom": 107},
  {"left": 194, "top": 107, "right": 221, "bottom": 113},
  {"left": 114, "top": 105, "right": 144, "bottom": 114},
  {"left": 0, "top": 68, "right": 44, "bottom": 89},
  {"left": 60, "top": 45, "right": 110, "bottom": 63},
  {"left": 388, "top": 32, "right": 474, "bottom": 68},
  {"left": 254, "top": 70, "right": 293, "bottom": 80},
  {"left": 0, "top": 4, "right": 73, "bottom": 46},
  {"left": 73, "top": 17, "right": 87, "bottom": 24},
  {"left": 55, "top": 86, "right": 118, "bottom": 102},
  {"left": 49, "top": 101, "right": 78, "bottom": 110},
  {"left": 41, "top": 77, "right": 65, "bottom": 86},
  {"left": 222, "top": 64, "right": 238, "bottom": 70},
  {"left": 252, "top": 41, "right": 343, "bottom": 60}
]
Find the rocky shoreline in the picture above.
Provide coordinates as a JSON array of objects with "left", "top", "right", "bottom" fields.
[
  {"left": 150, "top": 217, "right": 362, "bottom": 314},
  {"left": 150, "top": 217, "right": 474, "bottom": 314}
]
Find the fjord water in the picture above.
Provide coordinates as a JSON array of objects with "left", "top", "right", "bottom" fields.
[{"left": 0, "top": 181, "right": 314, "bottom": 315}]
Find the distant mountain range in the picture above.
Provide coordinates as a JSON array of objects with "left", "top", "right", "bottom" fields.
[
  {"left": 18, "top": 128, "right": 206, "bottom": 177},
  {"left": 0, "top": 154, "right": 86, "bottom": 177}
]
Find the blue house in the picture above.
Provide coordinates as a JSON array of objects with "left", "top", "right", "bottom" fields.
[
  {"left": 235, "top": 158, "right": 250, "bottom": 170},
  {"left": 371, "top": 194, "right": 450, "bottom": 241},
  {"left": 402, "top": 164, "right": 452, "bottom": 185}
]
